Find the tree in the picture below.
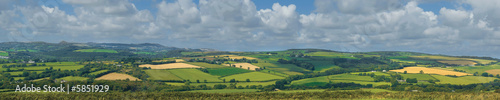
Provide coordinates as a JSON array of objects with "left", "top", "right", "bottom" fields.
[
  {"left": 213, "top": 84, "right": 227, "bottom": 89},
  {"left": 229, "top": 79, "right": 236, "bottom": 83},
  {"left": 406, "top": 78, "right": 417, "bottom": 83},
  {"left": 419, "top": 70, "right": 424, "bottom": 74},
  {"left": 223, "top": 79, "right": 226, "bottom": 83},
  {"left": 196, "top": 79, "right": 200, "bottom": 83},
  {"left": 240, "top": 65, "right": 242, "bottom": 68},
  {"left": 246, "top": 79, "right": 250, "bottom": 82},
  {"left": 481, "top": 72, "right": 489, "bottom": 77},
  {"left": 204, "top": 80, "right": 207, "bottom": 83},
  {"left": 404, "top": 71, "right": 407, "bottom": 74}
]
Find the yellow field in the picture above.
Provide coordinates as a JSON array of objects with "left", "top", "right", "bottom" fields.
[
  {"left": 437, "top": 60, "right": 476, "bottom": 65},
  {"left": 153, "top": 59, "right": 185, "bottom": 62},
  {"left": 95, "top": 73, "right": 141, "bottom": 81},
  {"left": 390, "top": 67, "right": 471, "bottom": 76},
  {"left": 411, "top": 55, "right": 495, "bottom": 64},
  {"left": 226, "top": 63, "right": 260, "bottom": 70},
  {"left": 216, "top": 55, "right": 257, "bottom": 60},
  {"left": 485, "top": 69, "right": 500, "bottom": 75},
  {"left": 139, "top": 63, "right": 201, "bottom": 69}
]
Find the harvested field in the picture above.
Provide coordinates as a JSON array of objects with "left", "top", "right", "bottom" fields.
[
  {"left": 485, "top": 69, "right": 500, "bottom": 75},
  {"left": 95, "top": 73, "right": 141, "bottom": 81},
  {"left": 139, "top": 63, "right": 201, "bottom": 69},
  {"left": 437, "top": 60, "right": 476, "bottom": 65},
  {"left": 390, "top": 67, "right": 471, "bottom": 76},
  {"left": 226, "top": 63, "right": 260, "bottom": 70},
  {"left": 217, "top": 55, "right": 257, "bottom": 60}
]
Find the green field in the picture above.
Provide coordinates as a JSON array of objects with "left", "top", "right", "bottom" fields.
[
  {"left": 145, "top": 70, "right": 183, "bottom": 81},
  {"left": 190, "top": 81, "right": 276, "bottom": 87},
  {"left": 251, "top": 61, "right": 307, "bottom": 75},
  {"left": 185, "top": 62, "right": 228, "bottom": 68},
  {"left": 187, "top": 89, "right": 259, "bottom": 93},
  {"left": 292, "top": 74, "right": 390, "bottom": 87},
  {"left": 133, "top": 52, "right": 157, "bottom": 55},
  {"left": 23, "top": 65, "right": 84, "bottom": 71},
  {"left": 168, "top": 69, "right": 221, "bottom": 82},
  {"left": 57, "top": 76, "right": 89, "bottom": 81},
  {"left": 207, "top": 67, "right": 251, "bottom": 76},
  {"left": 445, "top": 64, "right": 500, "bottom": 75},
  {"left": 74, "top": 49, "right": 118, "bottom": 53},
  {"left": 350, "top": 72, "right": 389, "bottom": 76},
  {"left": 306, "top": 60, "right": 339, "bottom": 72},
  {"left": 13, "top": 77, "right": 25, "bottom": 81},
  {"left": 221, "top": 72, "right": 284, "bottom": 82},
  {"left": 329, "top": 74, "right": 374, "bottom": 82},
  {"left": 89, "top": 70, "right": 109, "bottom": 75},
  {"left": 400, "top": 74, "right": 437, "bottom": 80},
  {"left": 275, "top": 89, "right": 326, "bottom": 93},
  {"left": 432, "top": 75, "right": 498, "bottom": 85},
  {"left": 0, "top": 51, "right": 8, "bottom": 56},
  {"left": 8, "top": 71, "right": 44, "bottom": 76},
  {"left": 291, "top": 76, "right": 330, "bottom": 86}
]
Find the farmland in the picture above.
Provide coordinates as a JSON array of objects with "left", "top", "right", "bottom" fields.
[
  {"left": 411, "top": 55, "right": 496, "bottom": 64},
  {"left": 485, "top": 69, "right": 500, "bottom": 76},
  {"left": 95, "top": 73, "right": 141, "bottom": 81},
  {"left": 144, "top": 70, "right": 183, "bottom": 81},
  {"left": 437, "top": 60, "right": 477, "bottom": 65},
  {"left": 74, "top": 49, "right": 118, "bottom": 53},
  {"left": 139, "top": 63, "right": 201, "bottom": 69},
  {"left": 22, "top": 65, "right": 85, "bottom": 71},
  {"left": 187, "top": 89, "right": 259, "bottom": 93},
  {"left": 399, "top": 74, "right": 437, "bottom": 80},
  {"left": 216, "top": 55, "right": 258, "bottom": 60},
  {"left": 221, "top": 72, "right": 284, "bottom": 82},
  {"left": 89, "top": 70, "right": 109, "bottom": 75},
  {"left": 390, "top": 67, "right": 471, "bottom": 76},
  {"left": 206, "top": 67, "right": 251, "bottom": 76},
  {"left": 226, "top": 63, "right": 260, "bottom": 70},
  {"left": 57, "top": 76, "right": 89, "bottom": 81},
  {"left": 431, "top": 75, "right": 498, "bottom": 85},
  {"left": 0, "top": 51, "right": 7, "bottom": 56},
  {"left": 190, "top": 81, "right": 276, "bottom": 87},
  {"left": 168, "top": 69, "right": 221, "bottom": 82},
  {"left": 185, "top": 62, "right": 227, "bottom": 68},
  {"left": 329, "top": 74, "right": 391, "bottom": 86}
]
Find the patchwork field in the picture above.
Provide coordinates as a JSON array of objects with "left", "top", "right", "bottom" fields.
[
  {"left": 57, "top": 76, "right": 89, "bottom": 81},
  {"left": 221, "top": 72, "right": 284, "bottom": 82},
  {"left": 400, "top": 74, "right": 437, "bottom": 80},
  {"left": 411, "top": 55, "right": 496, "bottom": 64},
  {"left": 226, "top": 63, "right": 260, "bottom": 70},
  {"left": 185, "top": 62, "right": 227, "bottom": 68},
  {"left": 251, "top": 62, "right": 306, "bottom": 75},
  {"left": 95, "top": 73, "right": 141, "bottom": 81},
  {"left": 217, "top": 55, "right": 257, "bottom": 60},
  {"left": 168, "top": 69, "right": 221, "bottom": 82},
  {"left": 139, "top": 63, "right": 201, "bottom": 69},
  {"left": 485, "top": 69, "right": 500, "bottom": 76},
  {"left": 0, "top": 51, "right": 8, "bottom": 56},
  {"left": 291, "top": 74, "right": 390, "bottom": 86},
  {"left": 437, "top": 60, "right": 476, "bottom": 65},
  {"left": 207, "top": 67, "right": 251, "bottom": 76},
  {"left": 390, "top": 67, "right": 471, "bottom": 76},
  {"left": 431, "top": 75, "right": 498, "bottom": 85},
  {"left": 187, "top": 89, "right": 259, "bottom": 93},
  {"left": 145, "top": 70, "right": 182, "bottom": 81},
  {"left": 74, "top": 49, "right": 118, "bottom": 53}
]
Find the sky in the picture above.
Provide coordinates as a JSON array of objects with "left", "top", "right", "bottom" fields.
[{"left": 1, "top": 0, "right": 500, "bottom": 58}]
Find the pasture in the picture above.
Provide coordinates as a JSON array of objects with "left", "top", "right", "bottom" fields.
[
  {"left": 350, "top": 72, "right": 389, "bottom": 76},
  {"left": 411, "top": 55, "right": 496, "bottom": 64},
  {"left": 190, "top": 81, "right": 276, "bottom": 87},
  {"left": 221, "top": 72, "right": 284, "bottom": 82},
  {"left": 445, "top": 64, "right": 500, "bottom": 75},
  {"left": 251, "top": 61, "right": 308, "bottom": 75},
  {"left": 431, "top": 75, "right": 498, "bottom": 85},
  {"left": 139, "top": 63, "right": 201, "bottom": 69},
  {"left": 400, "top": 74, "right": 437, "bottom": 80},
  {"left": 291, "top": 76, "right": 329, "bottom": 86},
  {"left": 89, "top": 70, "right": 109, "bottom": 75},
  {"left": 390, "top": 67, "right": 471, "bottom": 76},
  {"left": 144, "top": 70, "right": 183, "bottom": 81},
  {"left": 216, "top": 55, "right": 258, "bottom": 60},
  {"left": 168, "top": 69, "right": 221, "bottom": 82},
  {"left": 22, "top": 65, "right": 85, "bottom": 71},
  {"left": 226, "top": 63, "right": 260, "bottom": 70},
  {"left": 187, "top": 89, "right": 259, "bottom": 93},
  {"left": 0, "top": 51, "right": 8, "bottom": 56},
  {"left": 57, "top": 76, "right": 89, "bottom": 81},
  {"left": 95, "top": 73, "right": 141, "bottom": 81},
  {"left": 306, "top": 60, "right": 339, "bottom": 72},
  {"left": 437, "top": 60, "right": 476, "bottom": 65},
  {"left": 207, "top": 67, "right": 251, "bottom": 76},
  {"left": 8, "top": 71, "right": 43, "bottom": 76},
  {"left": 74, "top": 49, "right": 118, "bottom": 53},
  {"left": 185, "top": 62, "right": 227, "bottom": 68},
  {"left": 328, "top": 74, "right": 390, "bottom": 86}
]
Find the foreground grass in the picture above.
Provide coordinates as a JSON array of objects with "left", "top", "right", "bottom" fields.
[{"left": 1, "top": 91, "right": 499, "bottom": 99}]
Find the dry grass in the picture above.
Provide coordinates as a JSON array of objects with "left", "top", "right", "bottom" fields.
[
  {"left": 485, "top": 69, "right": 500, "bottom": 75},
  {"left": 95, "top": 73, "right": 141, "bottom": 81},
  {"left": 437, "top": 60, "right": 477, "bottom": 65},
  {"left": 225, "top": 63, "right": 260, "bottom": 70},
  {"left": 390, "top": 67, "right": 471, "bottom": 76},
  {"left": 217, "top": 55, "right": 258, "bottom": 60},
  {"left": 139, "top": 63, "right": 201, "bottom": 69}
]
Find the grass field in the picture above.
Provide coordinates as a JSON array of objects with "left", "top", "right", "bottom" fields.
[
  {"left": 207, "top": 67, "right": 251, "bottom": 76},
  {"left": 95, "top": 73, "right": 141, "bottom": 81},
  {"left": 306, "top": 60, "right": 339, "bottom": 72},
  {"left": 22, "top": 65, "right": 85, "bottom": 71},
  {"left": 144, "top": 70, "right": 183, "bottom": 81},
  {"left": 400, "top": 74, "right": 437, "bottom": 80},
  {"left": 133, "top": 52, "right": 157, "bottom": 55},
  {"left": 431, "top": 75, "right": 498, "bottom": 85},
  {"left": 168, "top": 69, "right": 221, "bottom": 82},
  {"left": 251, "top": 61, "right": 306, "bottom": 75},
  {"left": 275, "top": 89, "right": 326, "bottom": 93},
  {"left": 437, "top": 60, "right": 476, "bottom": 65},
  {"left": 291, "top": 76, "right": 330, "bottom": 86},
  {"left": 216, "top": 55, "right": 258, "bottom": 60},
  {"left": 0, "top": 51, "right": 8, "bottom": 56},
  {"left": 411, "top": 55, "right": 496, "bottom": 64},
  {"left": 189, "top": 81, "right": 276, "bottom": 87},
  {"left": 74, "top": 49, "right": 118, "bottom": 53},
  {"left": 221, "top": 72, "right": 284, "bottom": 82},
  {"left": 89, "top": 70, "right": 109, "bottom": 75},
  {"left": 13, "top": 77, "right": 25, "bottom": 81},
  {"left": 139, "top": 63, "right": 201, "bottom": 69},
  {"left": 57, "top": 76, "right": 89, "bottom": 81},
  {"left": 8, "top": 71, "right": 43, "bottom": 76},
  {"left": 187, "top": 89, "right": 259, "bottom": 93},
  {"left": 350, "top": 72, "right": 389, "bottom": 76},
  {"left": 390, "top": 67, "right": 471, "bottom": 76},
  {"left": 328, "top": 74, "right": 391, "bottom": 86},
  {"left": 445, "top": 64, "right": 500, "bottom": 75},
  {"left": 185, "top": 62, "right": 228, "bottom": 68},
  {"left": 226, "top": 63, "right": 260, "bottom": 70}
]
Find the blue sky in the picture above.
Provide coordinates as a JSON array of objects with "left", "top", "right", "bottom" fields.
[{"left": 1, "top": 0, "right": 500, "bottom": 58}]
